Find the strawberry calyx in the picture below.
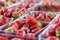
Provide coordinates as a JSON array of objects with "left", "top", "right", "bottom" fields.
[
  {"left": 37, "top": 21, "right": 42, "bottom": 27},
  {"left": 5, "top": 26, "right": 14, "bottom": 33},
  {"left": 56, "top": 28, "right": 60, "bottom": 37}
]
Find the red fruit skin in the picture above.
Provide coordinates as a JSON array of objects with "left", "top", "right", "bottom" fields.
[
  {"left": 55, "top": 18, "right": 60, "bottom": 24},
  {"left": 26, "top": 4, "right": 31, "bottom": 8},
  {"left": 0, "top": 16, "right": 9, "bottom": 26},
  {"left": 20, "top": 8, "right": 26, "bottom": 13},
  {"left": 30, "top": 24, "right": 42, "bottom": 30},
  {"left": 9, "top": 22, "right": 19, "bottom": 32},
  {"left": 37, "top": 14, "right": 44, "bottom": 21},
  {"left": 52, "top": 23, "right": 60, "bottom": 31},
  {"left": 24, "top": 0, "right": 29, "bottom": 5},
  {"left": 11, "top": 38, "right": 23, "bottom": 40},
  {"left": 3, "top": 16, "right": 9, "bottom": 23},
  {"left": 4, "top": 9, "right": 11, "bottom": 17},
  {"left": 16, "top": 30, "right": 26, "bottom": 37},
  {"left": 12, "top": 0, "right": 17, "bottom": 3},
  {"left": 18, "top": 4, "right": 24, "bottom": 8},
  {"left": 25, "top": 19, "right": 30, "bottom": 25},
  {"left": 0, "top": 36, "right": 8, "bottom": 40},
  {"left": 46, "top": 36, "right": 59, "bottom": 40},
  {"left": 30, "top": 0, "right": 36, "bottom": 4},
  {"left": 31, "top": 28, "right": 41, "bottom": 33},
  {"left": 25, "top": 16, "right": 36, "bottom": 25},
  {"left": 51, "top": 1, "right": 55, "bottom": 6},
  {"left": 45, "top": 17, "right": 51, "bottom": 22},
  {"left": 15, "top": 20, "right": 22, "bottom": 27},
  {"left": 0, "top": 21, "right": 4, "bottom": 26},
  {"left": 46, "top": 29, "right": 55, "bottom": 38}
]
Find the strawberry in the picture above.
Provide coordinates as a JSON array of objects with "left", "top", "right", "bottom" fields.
[
  {"left": 15, "top": 20, "right": 22, "bottom": 27},
  {"left": 0, "top": 15, "right": 9, "bottom": 26},
  {"left": 37, "top": 14, "right": 44, "bottom": 21},
  {"left": 18, "top": 4, "right": 24, "bottom": 8},
  {"left": 46, "top": 29, "right": 55, "bottom": 37},
  {"left": 0, "top": 37, "right": 8, "bottom": 40},
  {"left": 46, "top": 36, "right": 59, "bottom": 40},
  {"left": 30, "top": 24, "right": 39, "bottom": 30},
  {"left": 3, "top": 16, "right": 9, "bottom": 23},
  {"left": 3, "top": 8, "right": 11, "bottom": 17},
  {"left": 31, "top": 28, "right": 40, "bottom": 33},
  {"left": 12, "top": 0, "right": 17, "bottom": 3},
  {"left": 55, "top": 18, "right": 60, "bottom": 24},
  {"left": 8, "top": 22, "right": 19, "bottom": 32},
  {"left": 25, "top": 16, "right": 36, "bottom": 25},
  {"left": 45, "top": 17, "right": 51, "bottom": 22},
  {"left": 16, "top": 30, "right": 26, "bottom": 37},
  {"left": 30, "top": 0, "right": 36, "bottom": 4},
  {"left": 28, "top": 16, "right": 36, "bottom": 25}
]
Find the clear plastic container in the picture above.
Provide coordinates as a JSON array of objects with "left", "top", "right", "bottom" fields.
[
  {"left": 27, "top": 0, "right": 60, "bottom": 12},
  {"left": 0, "top": 18, "right": 13, "bottom": 30},
  {"left": 28, "top": 11, "right": 58, "bottom": 23},
  {"left": 27, "top": 11, "right": 59, "bottom": 36},
  {"left": 38, "top": 14, "right": 60, "bottom": 40},
  {"left": 0, "top": 11, "right": 59, "bottom": 40}
]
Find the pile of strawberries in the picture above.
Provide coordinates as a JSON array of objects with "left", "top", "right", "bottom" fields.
[
  {"left": 41, "top": 18, "right": 60, "bottom": 40},
  {"left": 0, "top": 11, "right": 56, "bottom": 40},
  {"left": 0, "top": 0, "right": 37, "bottom": 26},
  {"left": 0, "top": 0, "right": 60, "bottom": 40}
]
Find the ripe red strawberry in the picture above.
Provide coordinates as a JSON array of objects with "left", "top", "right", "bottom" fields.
[
  {"left": 15, "top": 20, "right": 22, "bottom": 27},
  {"left": 24, "top": 0, "right": 29, "bottom": 5},
  {"left": 4, "top": 9, "right": 11, "bottom": 17},
  {"left": 45, "top": 17, "right": 51, "bottom": 22},
  {"left": 28, "top": 16, "right": 36, "bottom": 25},
  {"left": 51, "top": 1, "right": 56, "bottom": 6},
  {"left": 12, "top": 22, "right": 19, "bottom": 29},
  {"left": 3, "top": 16, "right": 9, "bottom": 23},
  {"left": 8, "top": 22, "right": 19, "bottom": 32},
  {"left": 26, "top": 4, "right": 31, "bottom": 8},
  {"left": 25, "top": 16, "right": 36, "bottom": 25},
  {"left": 16, "top": 30, "right": 26, "bottom": 37},
  {"left": 46, "top": 36, "right": 59, "bottom": 40},
  {"left": 37, "top": 14, "right": 44, "bottom": 21},
  {"left": 0, "top": 36, "right": 8, "bottom": 40},
  {"left": 30, "top": 24, "right": 39, "bottom": 30},
  {"left": 0, "top": 21, "right": 4, "bottom": 26},
  {"left": 55, "top": 18, "right": 60, "bottom": 24},
  {"left": 20, "top": 8, "right": 26, "bottom": 13},
  {"left": 30, "top": 0, "right": 36, "bottom": 4},
  {"left": 18, "top": 4, "right": 24, "bottom": 8},
  {"left": 0, "top": 15, "right": 9, "bottom": 26},
  {"left": 12, "top": 0, "right": 17, "bottom": 3},
  {"left": 52, "top": 24, "right": 59, "bottom": 31},
  {"left": 31, "top": 28, "right": 40, "bottom": 33},
  {"left": 46, "top": 29, "right": 55, "bottom": 37}
]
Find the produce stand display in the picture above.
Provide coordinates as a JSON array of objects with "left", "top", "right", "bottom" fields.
[{"left": 0, "top": 0, "right": 60, "bottom": 40}]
